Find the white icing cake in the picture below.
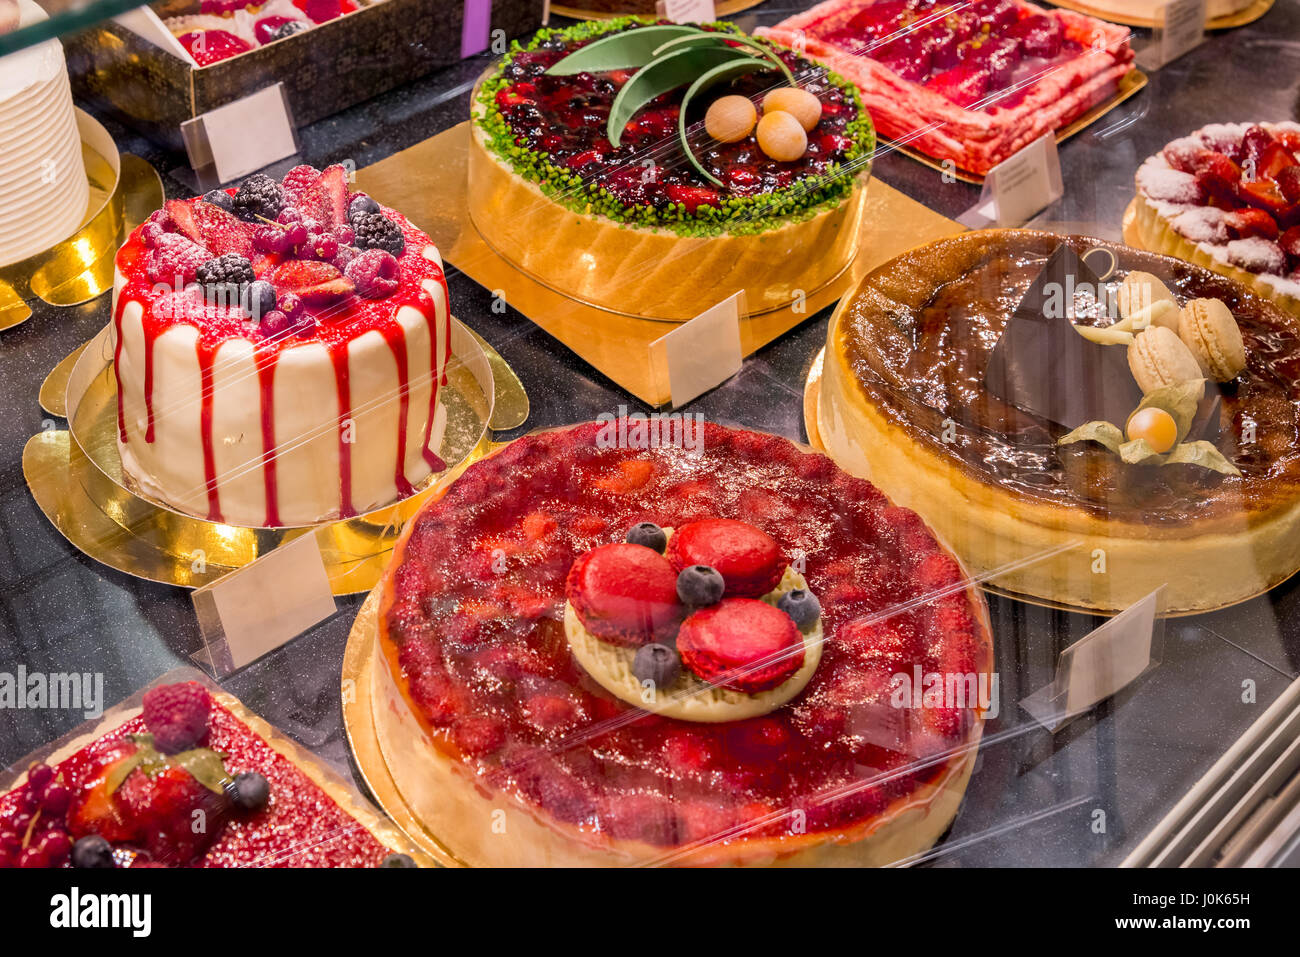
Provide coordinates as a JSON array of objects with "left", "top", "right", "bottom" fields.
[{"left": 0, "top": 0, "right": 89, "bottom": 267}]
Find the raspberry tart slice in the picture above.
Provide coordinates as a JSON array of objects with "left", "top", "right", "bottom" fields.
[
  {"left": 0, "top": 681, "right": 418, "bottom": 868},
  {"left": 758, "top": 0, "right": 1134, "bottom": 178},
  {"left": 1132, "top": 122, "right": 1300, "bottom": 319},
  {"left": 374, "top": 420, "right": 993, "bottom": 866},
  {"left": 113, "top": 164, "right": 453, "bottom": 526},
  {"left": 469, "top": 17, "right": 874, "bottom": 320}
]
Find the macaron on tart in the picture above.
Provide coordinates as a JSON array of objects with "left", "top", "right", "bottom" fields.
[{"left": 817, "top": 229, "right": 1300, "bottom": 613}]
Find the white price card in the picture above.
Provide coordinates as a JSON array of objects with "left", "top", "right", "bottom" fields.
[
  {"left": 1140, "top": 0, "right": 1208, "bottom": 71},
  {"left": 191, "top": 530, "right": 337, "bottom": 675},
  {"left": 651, "top": 290, "right": 744, "bottom": 408},
  {"left": 656, "top": 0, "right": 716, "bottom": 24},
  {"left": 958, "top": 132, "right": 1063, "bottom": 228},
  {"left": 1021, "top": 588, "right": 1163, "bottom": 731},
  {"left": 180, "top": 83, "right": 299, "bottom": 186}
]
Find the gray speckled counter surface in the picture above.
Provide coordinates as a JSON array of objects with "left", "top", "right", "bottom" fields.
[{"left": 1, "top": 0, "right": 1297, "bottom": 866}]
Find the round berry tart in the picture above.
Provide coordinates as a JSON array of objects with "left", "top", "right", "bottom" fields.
[
  {"left": 470, "top": 18, "right": 874, "bottom": 321},
  {"left": 0, "top": 681, "right": 418, "bottom": 868},
  {"left": 373, "top": 420, "right": 993, "bottom": 866},
  {"left": 112, "top": 164, "right": 453, "bottom": 527},
  {"left": 1132, "top": 122, "right": 1300, "bottom": 320},
  {"left": 818, "top": 229, "right": 1300, "bottom": 613}
]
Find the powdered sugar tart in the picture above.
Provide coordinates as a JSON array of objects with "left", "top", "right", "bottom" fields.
[
  {"left": 1133, "top": 122, "right": 1300, "bottom": 320},
  {"left": 112, "top": 163, "right": 452, "bottom": 528},
  {"left": 758, "top": 0, "right": 1134, "bottom": 178},
  {"left": 374, "top": 421, "right": 993, "bottom": 866}
]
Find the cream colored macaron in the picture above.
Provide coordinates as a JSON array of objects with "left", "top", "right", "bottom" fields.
[
  {"left": 1178, "top": 298, "right": 1247, "bottom": 382},
  {"left": 1128, "top": 326, "right": 1205, "bottom": 395},
  {"left": 1118, "top": 271, "right": 1179, "bottom": 329}
]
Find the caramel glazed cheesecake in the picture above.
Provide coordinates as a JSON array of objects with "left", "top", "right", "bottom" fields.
[
  {"left": 468, "top": 17, "right": 874, "bottom": 321},
  {"left": 818, "top": 229, "right": 1300, "bottom": 613}
]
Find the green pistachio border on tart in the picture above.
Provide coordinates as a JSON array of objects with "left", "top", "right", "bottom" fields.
[{"left": 474, "top": 16, "right": 875, "bottom": 239}]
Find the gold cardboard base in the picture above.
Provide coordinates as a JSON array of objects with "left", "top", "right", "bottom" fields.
[
  {"left": 884, "top": 68, "right": 1148, "bottom": 185},
  {"left": 25, "top": 321, "right": 524, "bottom": 595},
  {"left": 355, "top": 122, "right": 964, "bottom": 406},
  {"left": 0, "top": 110, "right": 163, "bottom": 332},
  {"left": 1048, "top": 0, "right": 1273, "bottom": 29},
  {"left": 342, "top": 586, "right": 467, "bottom": 867}
]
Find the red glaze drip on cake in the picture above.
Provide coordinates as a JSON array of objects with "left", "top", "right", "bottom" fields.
[{"left": 113, "top": 174, "right": 451, "bottom": 525}]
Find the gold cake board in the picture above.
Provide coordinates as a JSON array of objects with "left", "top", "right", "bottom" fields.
[
  {"left": 885, "top": 68, "right": 1148, "bottom": 185},
  {"left": 354, "top": 121, "right": 965, "bottom": 407},
  {"left": 1047, "top": 0, "right": 1273, "bottom": 30},
  {"left": 24, "top": 320, "right": 527, "bottom": 596},
  {"left": 342, "top": 586, "right": 468, "bottom": 867},
  {"left": 802, "top": 342, "right": 1283, "bottom": 619},
  {"left": 0, "top": 110, "right": 163, "bottom": 332}
]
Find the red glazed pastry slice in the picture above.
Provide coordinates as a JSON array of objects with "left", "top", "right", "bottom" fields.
[
  {"left": 677, "top": 598, "right": 804, "bottom": 693},
  {"left": 565, "top": 543, "right": 684, "bottom": 646},
  {"left": 667, "top": 519, "right": 784, "bottom": 598}
]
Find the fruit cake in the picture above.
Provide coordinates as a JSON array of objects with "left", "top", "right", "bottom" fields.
[
  {"left": 113, "top": 163, "right": 452, "bottom": 527},
  {"left": 373, "top": 420, "right": 994, "bottom": 866},
  {"left": 1132, "top": 121, "right": 1300, "bottom": 319},
  {"left": 758, "top": 0, "right": 1134, "bottom": 177},
  {"left": 469, "top": 17, "right": 874, "bottom": 320},
  {"left": 817, "top": 229, "right": 1300, "bottom": 613},
  {"left": 0, "top": 681, "right": 417, "bottom": 868}
]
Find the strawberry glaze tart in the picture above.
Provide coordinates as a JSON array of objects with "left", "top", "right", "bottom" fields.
[
  {"left": 373, "top": 421, "right": 994, "bottom": 866},
  {"left": 112, "top": 164, "right": 453, "bottom": 527},
  {"left": 0, "top": 681, "right": 417, "bottom": 868}
]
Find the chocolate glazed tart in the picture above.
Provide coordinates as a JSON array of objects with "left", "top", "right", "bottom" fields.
[
  {"left": 818, "top": 229, "right": 1300, "bottom": 613},
  {"left": 370, "top": 422, "right": 993, "bottom": 866}
]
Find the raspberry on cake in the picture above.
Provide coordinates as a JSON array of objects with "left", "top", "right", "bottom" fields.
[
  {"left": 374, "top": 421, "right": 993, "bottom": 866},
  {"left": 469, "top": 17, "right": 875, "bottom": 320},
  {"left": 0, "top": 681, "right": 415, "bottom": 868},
  {"left": 757, "top": 0, "right": 1134, "bottom": 178},
  {"left": 112, "top": 164, "right": 453, "bottom": 527}
]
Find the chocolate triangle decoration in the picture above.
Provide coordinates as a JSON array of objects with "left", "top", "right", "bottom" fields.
[{"left": 985, "top": 245, "right": 1143, "bottom": 430}]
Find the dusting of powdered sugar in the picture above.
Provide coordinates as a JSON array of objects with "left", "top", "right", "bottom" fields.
[
  {"left": 1226, "top": 238, "right": 1287, "bottom": 275},
  {"left": 1171, "top": 207, "right": 1230, "bottom": 244}
]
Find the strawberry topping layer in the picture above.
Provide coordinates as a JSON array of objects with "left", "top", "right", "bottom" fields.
[
  {"left": 677, "top": 598, "right": 804, "bottom": 693},
  {"left": 566, "top": 543, "right": 684, "bottom": 646},
  {"left": 383, "top": 421, "right": 990, "bottom": 849},
  {"left": 667, "top": 518, "right": 785, "bottom": 597}
]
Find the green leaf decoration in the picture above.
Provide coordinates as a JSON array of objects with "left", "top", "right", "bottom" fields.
[
  {"left": 117, "top": 732, "right": 232, "bottom": 796},
  {"left": 609, "top": 46, "right": 765, "bottom": 147},
  {"left": 172, "top": 748, "right": 234, "bottom": 795},
  {"left": 545, "top": 24, "right": 701, "bottom": 75},
  {"left": 1164, "top": 440, "right": 1242, "bottom": 476},
  {"left": 1132, "top": 379, "right": 1206, "bottom": 444},
  {"left": 1119, "top": 438, "right": 1162, "bottom": 465},
  {"left": 715, "top": 32, "right": 796, "bottom": 84},
  {"left": 678, "top": 59, "right": 774, "bottom": 186},
  {"left": 1058, "top": 420, "right": 1125, "bottom": 455},
  {"left": 653, "top": 34, "right": 723, "bottom": 57},
  {"left": 105, "top": 750, "right": 145, "bottom": 796}
]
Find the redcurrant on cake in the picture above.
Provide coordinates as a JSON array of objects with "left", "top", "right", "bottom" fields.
[
  {"left": 1132, "top": 122, "right": 1300, "bottom": 319},
  {"left": 0, "top": 681, "right": 418, "bottom": 868},
  {"left": 817, "top": 229, "right": 1300, "bottom": 613},
  {"left": 470, "top": 18, "right": 874, "bottom": 320},
  {"left": 758, "top": 0, "right": 1134, "bottom": 177},
  {"left": 374, "top": 421, "right": 993, "bottom": 866},
  {"left": 112, "top": 164, "right": 453, "bottom": 527}
]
